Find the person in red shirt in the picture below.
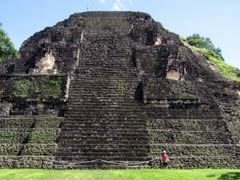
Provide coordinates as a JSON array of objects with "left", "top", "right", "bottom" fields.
[{"left": 161, "top": 150, "right": 169, "bottom": 167}]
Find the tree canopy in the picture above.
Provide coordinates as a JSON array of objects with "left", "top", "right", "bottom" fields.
[
  {"left": 186, "top": 34, "right": 224, "bottom": 61},
  {"left": 0, "top": 23, "right": 18, "bottom": 61}
]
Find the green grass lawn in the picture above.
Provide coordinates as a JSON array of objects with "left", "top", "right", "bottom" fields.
[{"left": 0, "top": 169, "right": 240, "bottom": 180}]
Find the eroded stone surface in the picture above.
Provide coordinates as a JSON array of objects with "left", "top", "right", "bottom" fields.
[
  {"left": 237, "top": 90, "right": 240, "bottom": 96},
  {"left": 166, "top": 70, "right": 181, "bottom": 80},
  {"left": 32, "top": 51, "right": 57, "bottom": 74}
]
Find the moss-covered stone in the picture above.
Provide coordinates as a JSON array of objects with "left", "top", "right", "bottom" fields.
[
  {"left": 172, "top": 92, "right": 198, "bottom": 100},
  {"left": 12, "top": 76, "right": 64, "bottom": 99},
  {"left": 28, "top": 129, "right": 60, "bottom": 143},
  {"left": 21, "top": 144, "right": 57, "bottom": 156},
  {"left": 13, "top": 78, "right": 31, "bottom": 98},
  {"left": 34, "top": 117, "right": 63, "bottom": 128},
  {"left": 0, "top": 130, "right": 29, "bottom": 143},
  {"left": 0, "top": 143, "right": 22, "bottom": 155}
]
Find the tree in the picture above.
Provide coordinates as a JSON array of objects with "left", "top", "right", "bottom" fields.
[
  {"left": 186, "top": 34, "right": 224, "bottom": 61},
  {"left": 0, "top": 23, "right": 18, "bottom": 61}
]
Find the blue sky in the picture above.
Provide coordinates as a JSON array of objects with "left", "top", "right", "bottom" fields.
[{"left": 0, "top": 0, "right": 239, "bottom": 68}]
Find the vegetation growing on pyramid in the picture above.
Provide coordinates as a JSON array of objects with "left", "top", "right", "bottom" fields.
[{"left": 181, "top": 35, "right": 240, "bottom": 82}]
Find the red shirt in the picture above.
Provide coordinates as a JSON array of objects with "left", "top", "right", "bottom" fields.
[{"left": 161, "top": 153, "right": 169, "bottom": 162}]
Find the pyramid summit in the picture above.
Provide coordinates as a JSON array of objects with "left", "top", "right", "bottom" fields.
[{"left": 0, "top": 11, "right": 239, "bottom": 168}]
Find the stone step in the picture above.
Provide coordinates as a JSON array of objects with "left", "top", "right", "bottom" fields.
[
  {"left": 0, "top": 118, "right": 62, "bottom": 128},
  {"left": 57, "top": 152, "right": 149, "bottom": 158},
  {"left": 61, "top": 118, "right": 221, "bottom": 122},
  {"left": 67, "top": 97, "right": 136, "bottom": 101},
  {"left": 67, "top": 98, "right": 143, "bottom": 102},
  {"left": 61, "top": 124, "right": 222, "bottom": 132},
  {"left": 66, "top": 100, "right": 138, "bottom": 104},
  {"left": 68, "top": 93, "right": 131, "bottom": 97},
  {"left": 63, "top": 117, "right": 145, "bottom": 121},
  {"left": 65, "top": 112, "right": 144, "bottom": 116},
  {"left": 68, "top": 87, "right": 135, "bottom": 91},
  {"left": 77, "top": 61, "right": 134, "bottom": 66},
  {"left": 149, "top": 143, "right": 238, "bottom": 157},
  {"left": 0, "top": 143, "right": 57, "bottom": 156},
  {"left": 64, "top": 108, "right": 145, "bottom": 113},
  {"left": 69, "top": 85, "right": 135, "bottom": 89},
  {"left": 57, "top": 143, "right": 150, "bottom": 149},
  {"left": 69, "top": 84, "right": 134, "bottom": 88},
  {"left": 81, "top": 52, "right": 131, "bottom": 56},
  {"left": 0, "top": 156, "right": 55, "bottom": 168},
  {"left": 72, "top": 75, "right": 137, "bottom": 79},
  {"left": 55, "top": 156, "right": 149, "bottom": 162},
  {"left": 66, "top": 98, "right": 138, "bottom": 102},
  {"left": 61, "top": 124, "right": 146, "bottom": 129},
  {"left": 68, "top": 93, "right": 133, "bottom": 97},
  {"left": 147, "top": 119, "right": 227, "bottom": 131},
  {"left": 166, "top": 156, "right": 239, "bottom": 168},
  {"left": 64, "top": 109, "right": 145, "bottom": 114},
  {"left": 148, "top": 130, "right": 231, "bottom": 144},
  {"left": 59, "top": 127, "right": 146, "bottom": 132},
  {"left": 75, "top": 67, "right": 135, "bottom": 71},
  {"left": 70, "top": 81, "right": 137, "bottom": 86},
  {"left": 58, "top": 138, "right": 148, "bottom": 144},
  {"left": 59, "top": 135, "right": 148, "bottom": 141},
  {"left": 63, "top": 113, "right": 145, "bottom": 117},
  {"left": 61, "top": 120, "right": 146, "bottom": 124},
  {"left": 145, "top": 109, "right": 221, "bottom": 119},
  {"left": 59, "top": 132, "right": 148, "bottom": 137},
  {"left": 68, "top": 87, "right": 136, "bottom": 92},
  {"left": 70, "top": 77, "right": 138, "bottom": 81},
  {"left": 0, "top": 115, "right": 63, "bottom": 120},
  {"left": 0, "top": 128, "right": 60, "bottom": 131}
]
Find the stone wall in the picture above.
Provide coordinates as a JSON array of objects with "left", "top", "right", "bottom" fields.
[
  {"left": 0, "top": 116, "right": 62, "bottom": 168},
  {"left": 0, "top": 74, "right": 66, "bottom": 116}
]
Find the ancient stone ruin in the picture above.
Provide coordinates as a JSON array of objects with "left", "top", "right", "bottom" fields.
[{"left": 0, "top": 11, "right": 239, "bottom": 169}]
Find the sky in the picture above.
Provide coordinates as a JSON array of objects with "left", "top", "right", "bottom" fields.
[{"left": 0, "top": 0, "right": 239, "bottom": 68}]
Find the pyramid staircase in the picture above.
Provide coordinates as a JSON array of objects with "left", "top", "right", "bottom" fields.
[{"left": 55, "top": 33, "right": 151, "bottom": 168}]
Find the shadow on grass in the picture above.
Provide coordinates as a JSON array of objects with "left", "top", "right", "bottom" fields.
[{"left": 218, "top": 172, "right": 240, "bottom": 180}]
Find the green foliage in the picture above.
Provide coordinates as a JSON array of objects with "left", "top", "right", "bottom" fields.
[
  {"left": 13, "top": 78, "right": 31, "bottom": 98},
  {"left": 191, "top": 46, "right": 240, "bottom": 82},
  {"left": 0, "top": 23, "right": 18, "bottom": 61},
  {"left": 208, "top": 56, "right": 240, "bottom": 82},
  {"left": 0, "top": 130, "right": 29, "bottom": 143},
  {"left": 35, "top": 117, "right": 63, "bottom": 128},
  {"left": 0, "top": 169, "right": 240, "bottom": 180},
  {"left": 28, "top": 129, "right": 60, "bottom": 143},
  {"left": 186, "top": 34, "right": 224, "bottom": 61},
  {"left": 43, "top": 79, "right": 63, "bottom": 99},
  {"left": 181, "top": 35, "right": 240, "bottom": 82},
  {"left": 12, "top": 77, "right": 64, "bottom": 99}
]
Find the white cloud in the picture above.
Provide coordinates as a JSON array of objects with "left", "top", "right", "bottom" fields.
[
  {"left": 98, "top": 0, "right": 135, "bottom": 11},
  {"left": 111, "top": 0, "right": 134, "bottom": 11},
  {"left": 99, "top": 0, "right": 108, "bottom": 3},
  {"left": 112, "top": 0, "right": 124, "bottom": 11}
]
